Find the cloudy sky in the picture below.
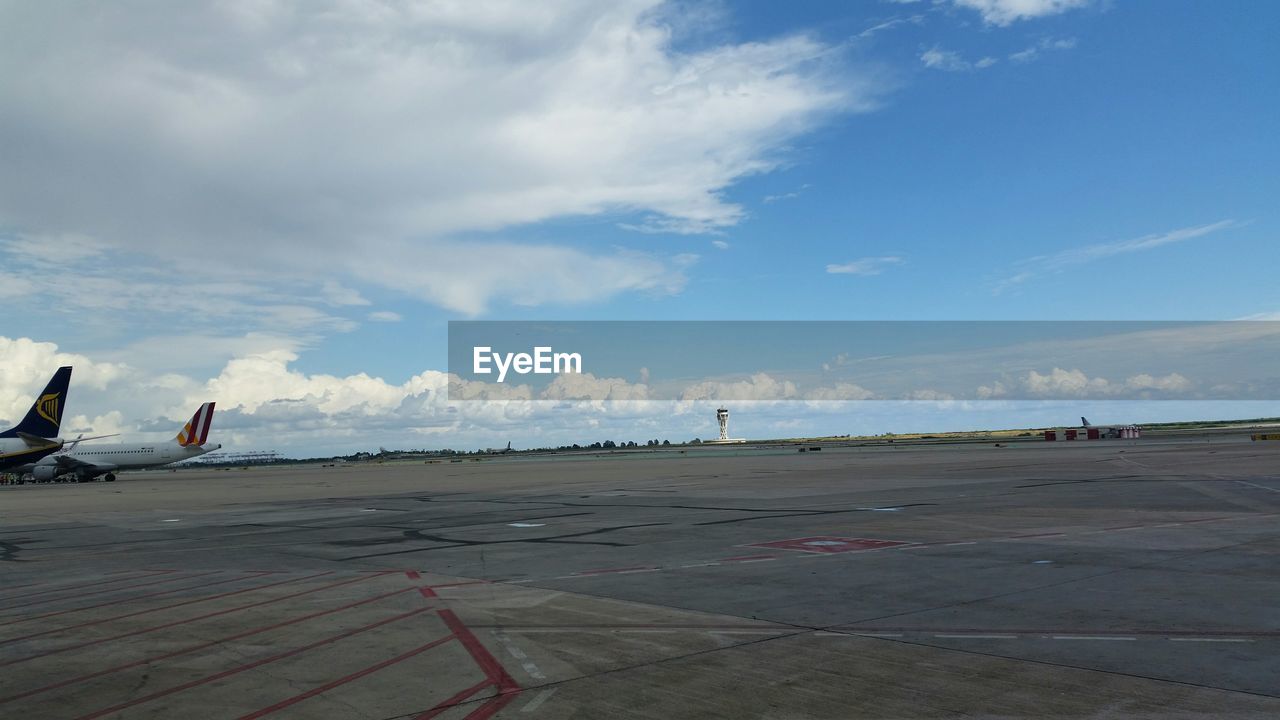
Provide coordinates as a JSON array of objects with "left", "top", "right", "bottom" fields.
[{"left": 1, "top": 0, "right": 1276, "bottom": 455}]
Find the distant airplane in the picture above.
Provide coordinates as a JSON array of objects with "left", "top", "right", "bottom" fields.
[
  {"left": 0, "top": 366, "right": 71, "bottom": 471},
  {"left": 486, "top": 441, "right": 512, "bottom": 454},
  {"left": 1078, "top": 416, "right": 1141, "bottom": 439},
  {"left": 23, "top": 402, "right": 220, "bottom": 482}
]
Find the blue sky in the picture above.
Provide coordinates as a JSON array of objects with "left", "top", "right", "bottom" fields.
[{"left": 0, "top": 1, "right": 1276, "bottom": 454}]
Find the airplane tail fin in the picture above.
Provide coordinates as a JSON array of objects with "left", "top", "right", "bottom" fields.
[
  {"left": 1081, "top": 416, "right": 1091, "bottom": 427},
  {"left": 0, "top": 366, "right": 72, "bottom": 439},
  {"left": 175, "top": 402, "right": 216, "bottom": 447}
]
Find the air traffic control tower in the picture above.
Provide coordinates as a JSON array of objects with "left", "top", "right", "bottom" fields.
[{"left": 707, "top": 407, "right": 745, "bottom": 444}]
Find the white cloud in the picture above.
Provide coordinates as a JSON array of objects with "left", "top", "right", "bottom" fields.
[
  {"left": 0, "top": 1, "right": 868, "bottom": 314},
  {"left": 680, "top": 373, "right": 800, "bottom": 401},
  {"left": 953, "top": 0, "right": 1091, "bottom": 27},
  {"left": 1017, "top": 368, "right": 1193, "bottom": 398},
  {"left": 367, "top": 311, "right": 403, "bottom": 323},
  {"left": 711, "top": 239, "right": 730, "bottom": 250},
  {"left": 921, "top": 46, "right": 972, "bottom": 72},
  {"left": 803, "top": 382, "right": 876, "bottom": 401},
  {"left": 0, "top": 337, "right": 129, "bottom": 426},
  {"left": 921, "top": 47, "right": 997, "bottom": 72},
  {"left": 858, "top": 15, "right": 925, "bottom": 39},
  {"left": 995, "top": 220, "right": 1239, "bottom": 293},
  {"left": 541, "top": 373, "right": 650, "bottom": 401},
  {"left": 1010, "top": 36, "right": 1078, "bottom": 63},
  {"left": 826, "top": 256, "right": 904, "bottom": 275}
]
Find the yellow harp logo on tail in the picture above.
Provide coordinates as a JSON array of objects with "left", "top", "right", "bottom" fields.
[{"left": 36, "top": 393, "right": 60, "bottom": 424}]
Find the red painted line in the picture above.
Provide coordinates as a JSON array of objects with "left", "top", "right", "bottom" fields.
[
  {"left": 73, "top": 605, "right": 435, "bottom": 720},
  {"left": 573, "top": 566, "right": 656, "bottom": 576},
  {"left": 1102, "top": 525, "right": 1145, "bottom": 531},
  {"left": 0, "top": 571, "right": 396, "bottom": 667},
  {"left": 1007, "top": 532, "right": 1066, "bottom": 539},
  {"left": 405, "top": 570, "right": 421, "bottom": 580},
  {"left": 0, "top": 571, "right": 332, "bottom": 648},
  {"left": 418, "top": 588, "right": 437, "bottom": 600},
  {"left": 235, "top": 633, "right": 455, "bottom": 719},
  {"left": 438, "top": 609, "right": 520, "bottom": 693},
  {"left": 719, "top": 554, "right": 777, "bottom": 562},
  {"left": 0, "top": 571, "right": 260, "bottom": 628},
  {"left": 0, "top": 571, "right": 173, "bottom": 606},
  {"left": 414, "top": 680, "right": 490, "bottom": 720},
  {"left": 0, "top": 586, "right": 420, "bottom": 705}
]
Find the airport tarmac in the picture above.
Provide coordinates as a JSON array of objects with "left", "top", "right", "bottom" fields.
[{"left": 0, "top": 437, "right": 1277, "bottom": 718}]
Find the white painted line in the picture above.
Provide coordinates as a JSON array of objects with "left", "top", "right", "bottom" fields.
[
  {"left": 943, "top": 542, "right": 977, "bottom": 546},
  {"left": 711, "top": 629, "right": 787, "bottom": 635},
  {"left": 522, "top": 688, "right": 557, "bottom": 713},
  {"left": 1236, "top": 480, "right": 1280, "bottom": 493},
  {"left": 934, "top": 634, "right": 1018, "bottom": 639},
  {"left": 896, "top": 544, "right": 930, "bottom": 550},
  {"left": 680, "top": 562, "right": 721, "bottom": 568},
  {"left": 495, "top": 632, "right": 547, "bottom": 680},
  {"left": 838, "top": 632, "right": 903, "bottom": 638},
  {"left": 1052, "top": 636, "right": 1136, "bottom": 641},
  {"left": 617, "top": 629, "right": 679, "bottom": 634},
  {"left": 509, "top": 522, "right": 546, "bottom": 527},
  {"left": 162, "top": 519, "right": 181, "bottom": 523},
  {"left": 1169, "top": 637, "right": 1253, "bottom": 643}
]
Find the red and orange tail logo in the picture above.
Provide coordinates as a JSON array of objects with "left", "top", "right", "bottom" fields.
[{"left": 175, "top": 402, "right": 216, "bottom": 447}]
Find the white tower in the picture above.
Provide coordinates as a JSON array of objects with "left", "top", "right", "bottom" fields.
[{"left": 717, "top": 407, "right": 729, "bottom": 441}]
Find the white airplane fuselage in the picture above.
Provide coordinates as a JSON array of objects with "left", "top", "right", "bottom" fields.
[{"left": 36, "top": 440, "right": 221, "bottom": 475}]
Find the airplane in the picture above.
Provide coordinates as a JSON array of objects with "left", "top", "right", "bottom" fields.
[
  {"left": 0, "top": 366, "right": 71, "bottom": 471},
  {"left": 1080, "top": 417, "right": 1141, "bottom": 439},
  {"left": 23, "top": 402, "right": 220, "bottom": 483}
]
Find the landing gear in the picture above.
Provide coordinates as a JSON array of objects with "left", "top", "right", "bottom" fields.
[{"left": 104, "top": 473, "right": 116, "bottom": 482}]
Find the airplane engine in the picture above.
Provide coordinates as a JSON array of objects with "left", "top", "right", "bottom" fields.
[{"left": 32, "top": 466, "right": 60, "bottom": 482}]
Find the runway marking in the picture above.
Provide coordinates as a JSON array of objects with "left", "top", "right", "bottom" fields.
[
  {"left": 0, "top": 569, "right": 184, "bottom": 611},
  {"left": 572, "top": 566, "right": 658, "bottom": 576},
  {"left": 0, "top": 571, "right": 395, "bottom": 667},
  {"left": 521, "top": 688, "right": 557, "bottom": 713},
  {"left": 235, "top": 633, "right": 456, "bottom": 720},
  {"left": 0, "top": 585, "right": 422, "bottom": 705},
  {"left": 1169, "top": 637, "right": 1254, "bottom": 643},
  {"left": 1051, "top": 636, "right": 1136, "bottom": 641},
  {"left": 0, "top": 570, "right": 258, "bottom": 628},
  {"left": 495, "top": 632, "right": 547, "bottom": 680},
  {"left": 436, "top": 609, "right": 521, "bottom": 720},
  {"left": 718, "top": 554, "right": 777, "bottom": 563},
  {"left": 934, "top": 633, "right": 1018, "bottom": 639},
  {"left": 73, "top": 605, "right": 437, "bottom": 720},
  {"left": 0, "top": 570, "right": 328, "bottom": 647},
  {"left": 414, "top": 681, "right": 491, "bottom": 720},
  {"left": 748, "top": 536, "right": 911, "bottom": 554}
]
